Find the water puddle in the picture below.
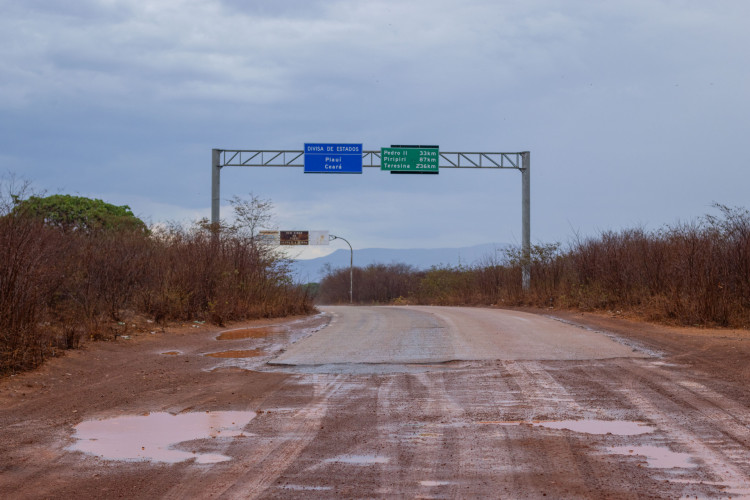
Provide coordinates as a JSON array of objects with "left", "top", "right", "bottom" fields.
[
  {"left": 607, "top": 445, "right": 697, "bottom": 469},
  {"left": 533, "top": 420, "right": 656, "bottom": 436},
  {"left": 477, "top": 419, "right": 656, "bottom": 436},
  {"left": 216, "top": 327, "right": 282, "bottom": 341},
  {"left": 205, "top": 349, "right": 264, "bottom": 358},
  {"left": 325, "top": 454, "right": 390, "bottom": 465},
  {"left": 678, "top": 381, "right": 707, "bottom": 390},
  {"left": 70, "top": 410, "right": 256, "bottom": 464},
  {"left": 420, "top": 480, "right": 451, "bottom": 487},
  {"left": 649, "top": 361, "right": 678, "bottom": 368},
  {"left": 279, "top": 485, "right": 333, "bottom": 491}
]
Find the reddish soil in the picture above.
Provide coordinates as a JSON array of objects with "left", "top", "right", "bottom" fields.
[
  {"left": 540, "top": 307, "right": 750, "bottom": 386},
  {"left": 1, "top": 308, "right": 749, "bottom": 499}
]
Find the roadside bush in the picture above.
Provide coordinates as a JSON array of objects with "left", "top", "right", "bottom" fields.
[
  {"left": 0, "top": 184, "right": 314, "bottom": 375},
  {"left": 317, "top": 204, "right": 750, "bottom": 329},
  {"left": 317, "top": 263, "right": 419, "bottom": 304},
  {"left": 0, "top": 214, "right": 66, "bottom": 372}
]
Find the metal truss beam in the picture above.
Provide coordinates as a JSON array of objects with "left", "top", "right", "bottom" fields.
[
  {"left": 212, "top": 148, "right": 531, "bottom": 290},
  {"left": 217, "top": 150, "right": 524, "bottom": 170}
]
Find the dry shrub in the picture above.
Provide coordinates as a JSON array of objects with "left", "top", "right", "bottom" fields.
[
  {"left": 318, "top": 204, "right": 750, "bottom": 329},
  {"left": 317, "top": 263, "right": 418, "bottom": 304},
  {"left": 0, "top": 215, "right": 66, "bottom": 372},
  {"left": 0, "top": 194, "right": 314, "bottom": 375},
  {"left": 142, "top": 224, "right": 313, "bottom": 326}
]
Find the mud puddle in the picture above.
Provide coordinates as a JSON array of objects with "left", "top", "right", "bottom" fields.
[
  {"left": 205, "top": 313, "right": 330, "bottom": 371},
  {"left": 216, "top": 326, "right": 283, "bottom": 341},
  {"left": 606, "top": 445, "right": 696, "bottom": 469},
  {"left": 533, "top": 419, "right": 656, "bottom": 435},
  {"left": 69, "top": 410, "right": 256, "bottom": 464},
  {"left": 479, "top": 419, "right": 656, "bottom": 436},
  {"left": 420, "top": 480, "right": 451, "bottom": 487},
  {"left": 264, "top": 362, "right": 463, "bottom": 375},
  {"left": 205, "top": 349, "right": 265, "bottom": 358},
  {"left": 278, "top": 485, "right": 333, "bottom": 491},
  {"left": 325, "top": 454, "right": 390, "bottom": 465},
  {"left": 481, "top": 419, "right": 702, "bottom": 472}
]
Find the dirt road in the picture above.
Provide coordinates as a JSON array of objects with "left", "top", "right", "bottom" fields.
[
  {"left": 274, "top": 306, "right": 643, "bottom": 364},
  {"left": 2, "top": 306, "right": 750, "bottom": 498}
]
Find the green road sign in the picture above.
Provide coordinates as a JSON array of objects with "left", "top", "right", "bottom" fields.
[{"left": 381, "top": 146, "right": 439, "bottom": 173}]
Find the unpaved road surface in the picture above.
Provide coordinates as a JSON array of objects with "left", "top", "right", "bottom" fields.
[
  {"left": 2, "top": 306, "right": 750, "bottom": 498},
  {"left": 273, "top": 306, "right": 643, "bottom": 364}
]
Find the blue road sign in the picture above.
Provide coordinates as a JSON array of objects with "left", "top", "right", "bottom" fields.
[{"left": 304, "top": 143, "right": 363, "bottom": 173}]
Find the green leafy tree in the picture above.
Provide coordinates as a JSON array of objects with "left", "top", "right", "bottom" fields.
[{"left": 12, "top": 194, "right": 147, "bottom": 233}]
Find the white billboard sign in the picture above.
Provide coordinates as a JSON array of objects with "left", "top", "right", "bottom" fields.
[{"left": 309, "top": 230, "right": 330, "bottom": 245}]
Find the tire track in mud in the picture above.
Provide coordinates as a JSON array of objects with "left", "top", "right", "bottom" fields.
[
  {"left": 475, "top": 362, "right": 601, "bottom": 497},
  {"left": 161, "top": 375, "right": 347, "bottom": 500},
  {"left": 611, "top": 359, "right": 750, "bottom": 496},
  {"left": 533, "top": 358, "right": 750, "bottom": 497},
  {"left": 340, "top": 371, "right": 469, "bottom": 497},
  {"left": 373, "top": 363, "right": 602, "bottom": 498},
  {"left": 265, "top": 359, "right": 709, "bottom": 498},
  {"left": 374, "top": 375, "right": 410, "bottom": 492},
  {"left": 528, "top": 359, "right": 677, "bottom": 496},
  {"left": 155, "top": 348, "right": 750, "bottom": 497},
  {"left": 440, "top": 359, "right": 736, "bottom": 498},
  {"left": 501, "top": 361, "right": 585, "bottom": 419},
  {"left": 374, "top": 374, "right": 437, "bottom": 496},
  {"left": 440, "top": 364, "right": 545, "bottom": 496},
  {"left": 407, "top": 372, "right": 465, "bottom": 499},
  {"left": 632, "top": 358, "right": 750, "bottom": 445},
  {"left": 15, "top": 307, "right": 749, "bottom": 498}
]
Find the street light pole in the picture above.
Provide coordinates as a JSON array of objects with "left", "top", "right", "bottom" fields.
[{"left": 329, "top": 234, "right": 353, "bottom": 304}]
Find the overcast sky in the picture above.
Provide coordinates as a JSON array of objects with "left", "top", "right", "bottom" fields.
[{"left": 2, "top": 0, "right": 749, "bottom": 258}]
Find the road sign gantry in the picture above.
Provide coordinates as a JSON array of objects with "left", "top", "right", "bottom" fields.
[
  {"left": 211, "top": 148, "right": 531, "bottom": 289},
  {"left": 216, "top": 149, "right": 525, "bottom": 170}
]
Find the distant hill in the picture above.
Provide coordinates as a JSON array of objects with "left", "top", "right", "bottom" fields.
[{"left": 289, "top": 243, "right": 507, "bottom": 282}]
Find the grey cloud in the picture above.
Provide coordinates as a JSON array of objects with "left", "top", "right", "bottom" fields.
[
  {"left": 218, "top": 0, "right": 331, "bottom": 18},
  {"left": 1, "top": 0, "right": 749, "bottom": 249},
  {"left": 9, "top": 0, "right": 134, "bottom": 22}
]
